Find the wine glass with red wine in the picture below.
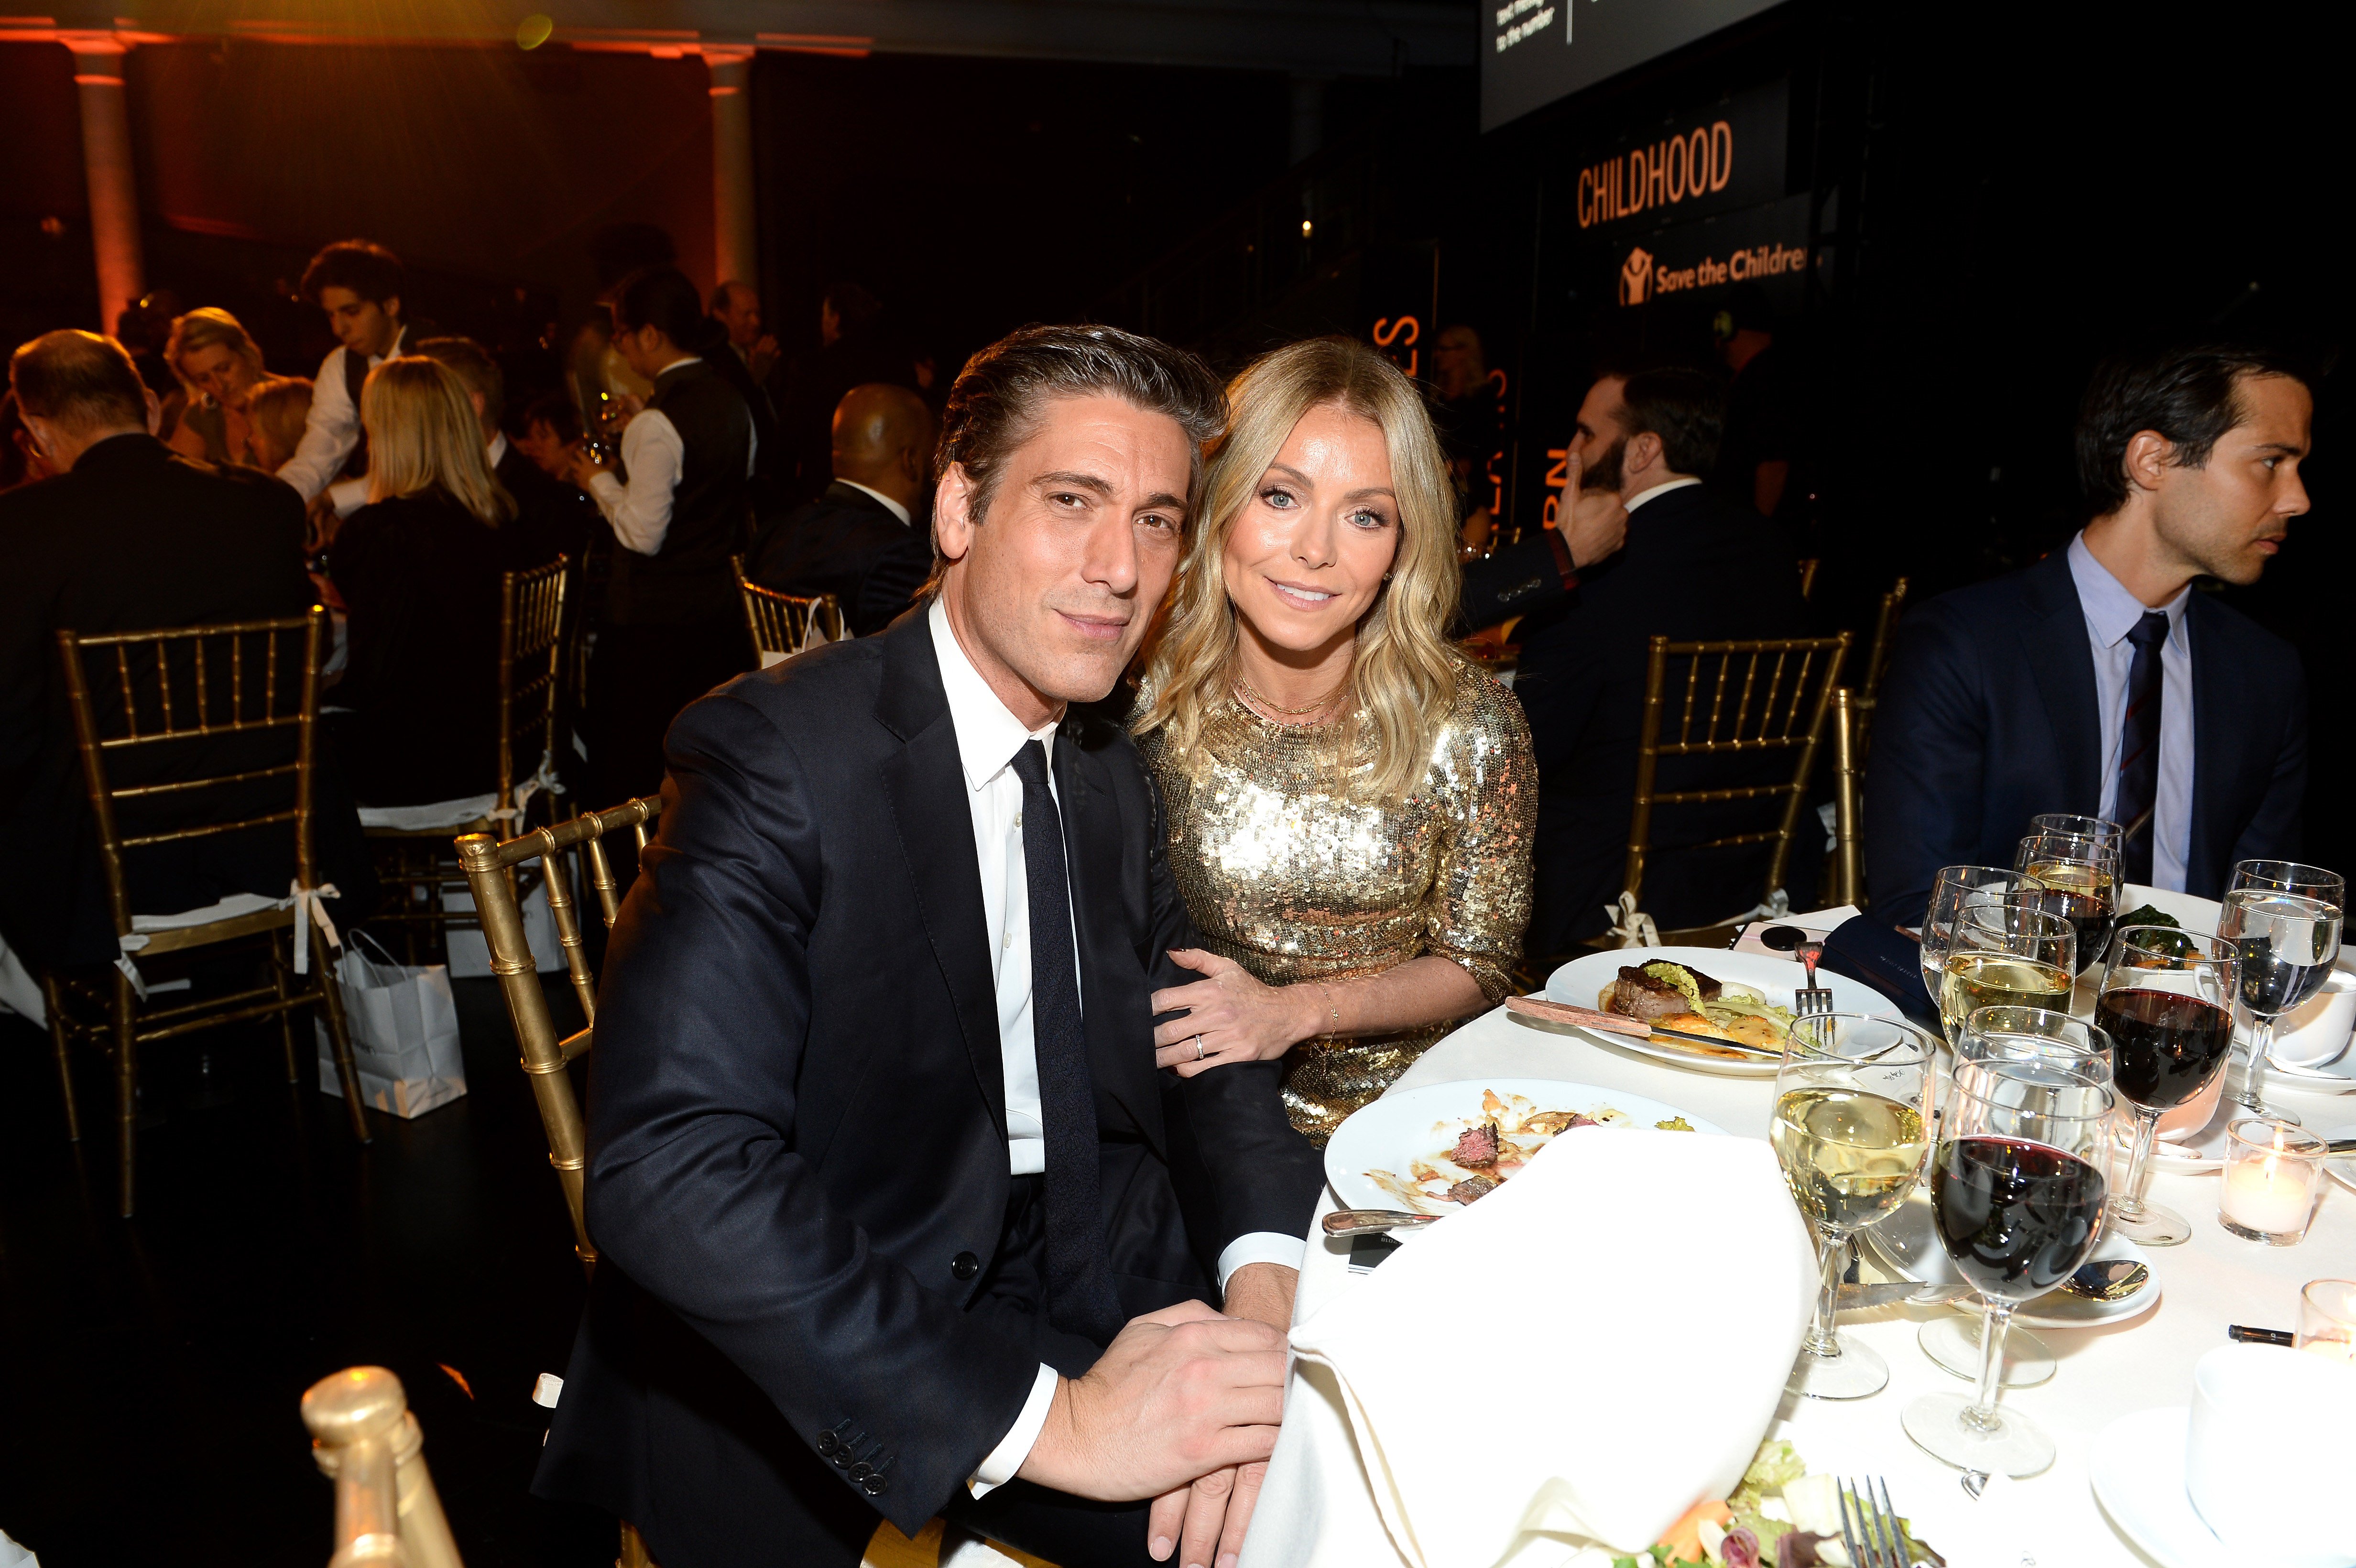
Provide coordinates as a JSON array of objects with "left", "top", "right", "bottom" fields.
[
  {"left": 1901, "top": 1057, "right": 2115, "bottom": 1477},
  {"left": 2096, "top": 927, "right": 2237, "bottom": 1246},
  {"left": 2219, "top": 859, "right": 2344, "bottom": 1121},
  {"left": 2012, "top": 829, "right": 2120, "bottom": 977}
]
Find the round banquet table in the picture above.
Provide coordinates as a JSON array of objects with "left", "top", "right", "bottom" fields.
[{"left": 1254, "top": 994, "right": 2355, "bottom": 1568}]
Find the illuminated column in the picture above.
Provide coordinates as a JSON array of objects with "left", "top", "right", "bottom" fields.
[
  {"left": 67, "top": 34, "right": 144, "bottom": 334},
  {"left": 705, "top": 47, "right": 757, "bottom": 290}
]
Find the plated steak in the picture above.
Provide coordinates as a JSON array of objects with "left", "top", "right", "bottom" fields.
[
  {"left": 1445, "top": 1174, "right": 1499, "bottom": 1205},
  {"left": 1453, "top": 1122, "right": 1502, "bottom": 1168},
  {"left": 1597, "top": 963, "right": 1723, "bottom": 1023}
]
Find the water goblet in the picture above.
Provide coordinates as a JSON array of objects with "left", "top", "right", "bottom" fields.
[{"left": 2220, "top": 859, "right": 2344, "bottom": 1121}]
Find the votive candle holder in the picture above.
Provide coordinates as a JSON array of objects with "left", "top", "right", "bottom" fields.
[
  {"left": 2297, "top": 1279, "right": 2356, "bottom": 1365},
  {"left": 2217, "top": 1118, "right": 2327, "bottom": 1245}
]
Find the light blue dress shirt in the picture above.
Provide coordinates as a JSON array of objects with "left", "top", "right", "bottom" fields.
[{"left": 2065, "top": 534, "right": 2192, "bottom": 892}]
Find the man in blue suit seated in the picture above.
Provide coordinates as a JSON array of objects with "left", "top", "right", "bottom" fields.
[{"left": 1867, "top": 342, "right": 2314, "bottom": 928}]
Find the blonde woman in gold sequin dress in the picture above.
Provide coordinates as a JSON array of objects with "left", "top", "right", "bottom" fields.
[{"left": 1133, "top": 338, "right": 1536, "bottom": 1144}]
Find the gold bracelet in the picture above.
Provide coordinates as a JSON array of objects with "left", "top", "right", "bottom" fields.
[{"left": 1316, "top": 981, "right": 1342, "bottom": 1041}]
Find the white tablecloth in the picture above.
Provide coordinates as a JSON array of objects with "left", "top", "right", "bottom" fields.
[{"left": 1244, "top": 997, "right": 2355, "bottom": 1568}]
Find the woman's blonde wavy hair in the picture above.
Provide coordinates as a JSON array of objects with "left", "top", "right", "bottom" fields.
[
  {"left": 1134, "top": 336, "right": 1462, "bottom": 804},
  {"left": 164, "top": 307, "right": 264, "bottom": 400},
  {"left": 361, "top": 356, "right": 513, "bottom": 526}
]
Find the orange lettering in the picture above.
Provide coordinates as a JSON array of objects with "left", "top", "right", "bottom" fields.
[
  {"left": 1647, "top": 142, "right": 1668, "bottom": 207},
  {"left": 1666, "top": 134, "right": 1686, "bottom": 201},
  {"left": 1710, "top": 121, "right": 1732, "bottom": 191}
]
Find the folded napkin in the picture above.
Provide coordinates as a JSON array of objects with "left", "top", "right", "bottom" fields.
[{"left": 1284, "top": 1128, "right": 1817, "bottom": 1568}]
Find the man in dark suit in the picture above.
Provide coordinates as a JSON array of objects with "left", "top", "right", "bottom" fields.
[
  {"left": 534, "top": 325, "right": 1321, "bottom": 1568},
  {"left": 746, "top": 382, "right": 937, "bottom": 636},
  {"left": 0, "top": 331, "right": 369, "bottom": 969},
  {"left": 1462, "top": 366, "right": 1803, "bottom": 954},
  {"left": 417, "top": 336, "right": 603, "bottom": 571},
  {"left": 1867, "top": 343, "right": 2313, "bottom": 928}
]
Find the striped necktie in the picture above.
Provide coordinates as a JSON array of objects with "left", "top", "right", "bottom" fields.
[{"left": 2114, "top": 611, "right": 2170, "bottom": 885}]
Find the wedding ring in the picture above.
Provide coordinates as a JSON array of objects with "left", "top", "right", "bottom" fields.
[{"left": 1194, "top": 1035, "right": 1206, "bottom": 1061}]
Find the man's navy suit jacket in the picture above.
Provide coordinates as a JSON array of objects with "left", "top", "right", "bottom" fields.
[{"left": 1865, "top": 547, "right": 2306, "bottom": 929}]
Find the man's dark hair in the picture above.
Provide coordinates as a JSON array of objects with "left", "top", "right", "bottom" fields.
[
  {"left": 611, "top": 265, "right": 714, "bottom": 351},
  {"left": 2076, "top": 343, "right": 2312, "bottom": 516},
  {"left": 521, "top": 390, "right": 581, "bottom": 446},
  {"left": 711, "top": 279, "right": 754, "bottom": 315},
  {"left": 9, "top": 330, "right": 150, "bottom": 434},
  {"left": 1616, "top": 364, "right": 1726, "bottom": 479},
  {"left": 825, "top": 282, "right": 883, "bottom": 336},
  {"left": 414, "top": 336, "right": 502, "bottom": 429},
  {"left": 299, "top": 240, "right": 404, "bottom": 307},
  {"left": 936, "top": 323, "right": 1226, "bottom": 526}
]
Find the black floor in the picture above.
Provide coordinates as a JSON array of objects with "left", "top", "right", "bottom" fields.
[{"left": 0, "top": 959, "right": 618, "bottom": 1567}]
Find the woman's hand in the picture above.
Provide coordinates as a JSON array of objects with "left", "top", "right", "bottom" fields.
[{"left": 1151, "top": 948, "right": 1325, "bottom": 1077}]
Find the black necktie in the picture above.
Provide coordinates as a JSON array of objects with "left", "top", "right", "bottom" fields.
[
  {"left": 1008, "top": 739, "right": 1124, "bottom": 1343},
  {"left": 2115, "top": 611, "right": 2170, "bottom": 885}
]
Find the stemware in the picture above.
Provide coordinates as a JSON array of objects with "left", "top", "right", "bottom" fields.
[
  {"left": 2096, "top": 927, "right": 2237, "bottom": 1245},
  {"left": 2029, "top": 813, "right": 2124, "bottom": 852},
  {"left": 1770, "top": 1012, "right": 1939, "bottom": 1400},
  {"left": 1918, "top": 1008, "right": 2112, "bottom": 1385},
  {"left": 1938, "top": 903, "right": 2075, "bottom": 1045},
  {"left": 1920, "top": 867, "right": 2044, "bottom": 1028},
  {"left": 1902, "top": 1056, "right": 2116, "bottom": 1476},
  {"left": 2219, "top": 859, "right": 2345, "bottom": 1121},
  {"left": 2013, "top": 830, "right": 2121, "bottom": 977}
]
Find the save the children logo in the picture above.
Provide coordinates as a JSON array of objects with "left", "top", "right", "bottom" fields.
[{"left": 1618, "top": 247, "right": 1654, "bottom": 305}]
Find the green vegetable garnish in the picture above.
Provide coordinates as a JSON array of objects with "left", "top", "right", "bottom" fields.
[
  {"left": 1656, "top": 1116, "right": 1695, "bottom": 1132},
  {"left": 1643, "top": 961, "right": 1707, "bottom": 1011}
]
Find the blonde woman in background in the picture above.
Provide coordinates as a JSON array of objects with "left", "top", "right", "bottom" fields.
[
  {"left": 163, "top": 307, "right": 268, "bottom": 465},
  {"left": 242, "top": 376, "right": 315, "bottom": 474},
  {"left": 326, "top": 356, "right": 521, "bottom": 806},
  {"left": 1135, "top": 336, "right": 1537, "bottom": 1143}
]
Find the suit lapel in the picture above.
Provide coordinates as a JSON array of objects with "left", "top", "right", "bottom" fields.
[
  {"left": 1056, "top": 729, "right": 1164, "bottom": 1154},
  {"left": 2018, "top": 551, "right": 2103, "bottom": 813},
  {"left": 875, "top": 619, "right": 1007, "bottom": 1137}
]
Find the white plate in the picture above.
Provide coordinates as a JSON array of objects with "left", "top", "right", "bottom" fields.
[
  {"left": 2323, "top": 1122, "right": 2356, "bottom": 1196},
  {"left": 1324, "top": 1078, "right": 1726, "bottom": 1216},
  {"left": 2115, "top": 885, "right": 2221, "bottom": 937},
  {"left": 1863, "top": 1193, "right": 2159, "bottom": 1329},
  {"left": 2089, "top": 1406, "right": 2232, "bottom": 1568},
  {"left": 2149, "top": 1112, "right": 2232, "bottom": 1174},
  {"left": 1541, "top": 946, "right": 1900, "bottom": 1078}
]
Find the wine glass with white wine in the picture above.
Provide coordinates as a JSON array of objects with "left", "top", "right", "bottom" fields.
[
  {"left": 1939, "top": 902, "right": 2076, "bottom": 1045},
  {"left": 2219, "top": 859, "right": 2344, "bottom": 1122},
  {"left": 1920, "top": 867, "right": 2045, "bottom": 1034}
]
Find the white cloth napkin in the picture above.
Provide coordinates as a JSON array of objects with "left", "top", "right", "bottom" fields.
[{"left": 1274, "top": 1128, "right": 1817, "bottom": 1568}]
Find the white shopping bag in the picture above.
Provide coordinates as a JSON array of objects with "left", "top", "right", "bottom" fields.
[
  {"left": 440, "top": 862, "right": 563, "bottom": 980},
  {"left": 316, "top": 932, "right": 467, "bottom": 1118}
]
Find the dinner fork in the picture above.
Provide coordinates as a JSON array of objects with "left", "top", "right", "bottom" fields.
[
  {"left": 1794, "top": 940, "right": 1835, "bottom": 1017},
  {"left": 1838, "top": 1477, "right": 1921, "bottom": 1568}
]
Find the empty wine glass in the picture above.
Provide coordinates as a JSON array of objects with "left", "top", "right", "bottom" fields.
[
  {"left": 2013, "top": 830, "right": 2121, "bottom": 977},
  {"left": 1939, "top": 902, "right": 2075, "bottom": 1045},
  {"left": 1921, "top": 867, "right": 2045, "bottom": 1031},
  {"left": 2221, "top": 859, "right": 2344, "bottom": 1122},
  {"left": 1902, "top": 1056, "right": 2116, "bottom": 1476},
  {"left": 2098, "top": 927, "right": 2238, "bottom": 1245},
  {"left": 1770, "top": 1013, "right": 1939, "bottom": 1400}
]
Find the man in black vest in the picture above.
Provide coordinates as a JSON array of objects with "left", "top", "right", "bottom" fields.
[
  {"left": 277, "top": 240, "right": 426, "bottom": 516},
  {"left": 747, "top": 382, "right": 936, "bottom": 636},
  {"left": 561, "top": 266, "right": 755, "bottom": 805}
]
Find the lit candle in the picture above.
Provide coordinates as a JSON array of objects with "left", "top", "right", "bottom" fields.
[{"left": 2219, "top": 1119, "right": 2324, "bottom": 1242}]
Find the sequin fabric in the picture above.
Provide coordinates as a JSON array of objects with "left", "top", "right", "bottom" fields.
[{"left": 1141, "top": 664, "right": 1537, "bottom": 1145}]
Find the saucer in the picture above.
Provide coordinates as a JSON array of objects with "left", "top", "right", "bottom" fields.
[
  {"left": 1865, "top": 1195, "right": 2159, "bottom": 1329},
  {"left": 2088, "top": 1407, "right": 2231, "bottom": 1568}
]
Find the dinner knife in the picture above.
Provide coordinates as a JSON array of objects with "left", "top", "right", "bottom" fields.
[{"left": 1504, "top": 994, "right": 1783, "bottom": 1059}]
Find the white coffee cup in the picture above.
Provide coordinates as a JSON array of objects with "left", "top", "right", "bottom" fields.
[
  {"left": 2185, "top": 1343, "right": 2356, "bottom": 1565},
  {"left": 2268, "top": 969, "right": 2356, "bottom": 1070}
]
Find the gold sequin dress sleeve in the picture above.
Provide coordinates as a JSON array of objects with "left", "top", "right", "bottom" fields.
[{"left": 1142, "top": 664, "right": 1537, "bottom": 1144}]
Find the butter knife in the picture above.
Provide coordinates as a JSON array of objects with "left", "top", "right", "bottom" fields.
[
  {"left": 1836, "top": 1281, "right": 1972, "bottom": 1311},
  {"left": 1504, "top": 994, "right": 1783, "bottom": 1059}
]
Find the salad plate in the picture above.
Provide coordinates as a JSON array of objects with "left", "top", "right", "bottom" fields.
[
  {"left": 1324, "top": 1078, "right": 1725, "bottom": 1216},
  {"left": 2088, "top": 1407, "right": 2232, "bottom": 1568},
  {"left": 1541, "top": 947, "right": 1898, "bottom": 1078}
]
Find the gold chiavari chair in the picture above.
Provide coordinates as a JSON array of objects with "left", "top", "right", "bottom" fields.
[
  {"left": 367, "top": 555, "right": 569, "bottom": 961},
  {"left": 303, "top": 1366, "right": 463, "bottom": 1568},
  {"left": 732, "top": 555, "right": 844, "bottom": 667},
  {"left": 1849, "top": 575, "right": 1910, "bottom": 759},
  {"left": 1825, "top": 686, "right": 1865, "bottom": 908},
  {"left": 1600, "top": 630, "right": 1854, "bottom": 947},
  {"left": 1796, "top": 557, "right": 1821, "bottom": 602},
  {"left": 44, "top": 607, "right": 369, "bottom": 1217}
]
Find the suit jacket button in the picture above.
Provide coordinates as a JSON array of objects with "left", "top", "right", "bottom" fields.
[
  {"left": 951, "top": 1251, "right": 981, "bottom": 1281},
  {"left": 862, "top": 1474, "right": 889, "bottom": 1497},
  {"left": 816, "top": 1431, "right": 839, "bottom": 1458}
]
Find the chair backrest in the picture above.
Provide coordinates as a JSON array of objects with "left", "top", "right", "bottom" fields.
[
  {"left": 1827, "top": 686, "right": 1864, "bottom": 908},
  {"left": 1622, "top": 630, "right": 1854, "bottom": 917},
  {"left": 303, "top": 1366, "right": 463, "bottom": 1568},
  {"left": 55, "top": 607, "right": 327, "bottom": 940},
  {"left": 1851, "top": 575, "right": 1910, "bottom": 757},
  {"left": 455, "top": 795, "right": 662, "bottom": 1272},
  {"left": 496, "top": 555, "right": 568, "bottom": 815},
  {"left": 731, "top": 555, "right": 843, "bottom": 664},
  {"left": 1797, "top": 557, "right": 1821, "bottom": 601}
]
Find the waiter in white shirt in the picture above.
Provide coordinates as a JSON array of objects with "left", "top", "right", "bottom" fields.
[
  {"left": 277, "top": 240, "right": 425, "bottom": 516},
  {"left": 558, "top": 265, "right": 758, "bottom": 806}
]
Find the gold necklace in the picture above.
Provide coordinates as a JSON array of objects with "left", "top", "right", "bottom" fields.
[{"left": 1235, "top": 675, "right": 1345, "bottom": 719}]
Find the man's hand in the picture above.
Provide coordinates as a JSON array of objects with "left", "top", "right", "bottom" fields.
[
  {"left": 749, "top": 333, "right": 780, "bottom": 384},
  {"left": 1015, "top": 1300, "right": 1286, "bottom": 1507},
  {"left": 1553, "top": 452, "right": 1627, "bottom": 570},
  {"left": 1145, "top": 1264, "right": 1296, "bottom": 1568},
  {"left": 559, "top": 441, "right": 611, "bottom": 490}
]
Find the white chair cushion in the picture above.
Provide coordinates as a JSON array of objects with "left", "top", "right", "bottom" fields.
[
  {"left": 131, "top": 892, "right": 284, "bottom": 932},
  {"left": 357, "top": 794, "right": 498, "bottom": 832}
]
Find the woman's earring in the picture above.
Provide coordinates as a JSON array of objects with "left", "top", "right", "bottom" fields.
[{"left": 1382, "top": 570, "right": 1394, "bottom": 581}]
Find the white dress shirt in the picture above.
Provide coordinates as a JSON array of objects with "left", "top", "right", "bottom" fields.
[
  {"left": 838, "top": 478, "right": 912, "bottom": 527},
  {"left": 1622, "top": 474, "right": 1703, "bottom": 513},
  {"left": 278, "top": 324, "right": 412, "bottom": 505},
  {"left": 2067, "top": 534, "right": 2194, "bottom": 891},
  {"left": 927, "top": 599, "right": 1304, "bottom": 1491},
  {"left": 585, "top": 357, "right": 760, "bottom": 556}
]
